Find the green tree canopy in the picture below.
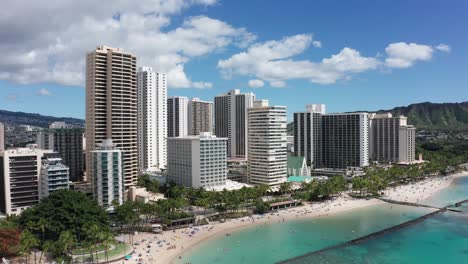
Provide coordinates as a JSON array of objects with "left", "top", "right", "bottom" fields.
[{"left": 18, "top": 189, "right": 109, "bottom": 242}]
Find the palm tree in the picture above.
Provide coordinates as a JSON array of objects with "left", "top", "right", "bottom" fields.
[
  {"left": 279, "top": 182, "right": 292, "bottom": 196},
  {"left": 38, "top": 240, "right": 53, "bottom": 264},
  {"left": 82, "top": 224, "right": 101, "bottom": 263},
  {"left": 35, "top": 217, "right": 47, "bottom": 243},
  {"left": 57, "top": 231, "right": 76, "bottom": 259},
  {"left": 19, "top": 229, "right": 39, "bottom": 264},
  {"left": 101, "top": 231, "right": 114, "bottom": 263}
]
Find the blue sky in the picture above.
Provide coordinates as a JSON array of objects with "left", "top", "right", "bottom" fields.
[{"left": 1, "top": 0, "right": 467, "bottom": 120}]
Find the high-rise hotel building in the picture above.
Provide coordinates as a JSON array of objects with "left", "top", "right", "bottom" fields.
[
  {"left": 294, "top": 105, "right": 369, "bottom": 170},
  {"left": 36, "top": 124, "right": 84, "bottom": 182},
  {"left": 85, "top": 46, "right": 138, "bottom": 187},
  {"left": 214, "top": 89, "right": 255, "bottom": 159},
  {"left": 167, "top": 133, "right": 227, "bottom": 188},
  {"left": 137, "top": 67, "right": 167, "bottom": 171},
  {"left": 167, "top": 96, "right": 189, "bottom": 137},
  {"left": 188, "top": 98, "right": 213, "bottom": 136},
  {"left": 91, "top": 139, "right": 123, "bottom": 210},
  {"left": 247, "top": 100, "right": 288, "bottom": 186},
  {"left": 369, "top": 113, "right": 416, "bottom": 164},
  {"left": 293, "top": 104, "right": 325, "bottom": 168},
  {"left": 321, "top": 113, "right": 369, "bottom": 169},
  {"left": 0, "top": 147, "right": 52, "bottom": 216}
]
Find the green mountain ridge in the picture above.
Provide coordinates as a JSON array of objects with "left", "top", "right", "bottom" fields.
[
  {"left": 376, "top": 101, "right": 468, "bottom": 131},
  {"left": 1, "top": 101, "right": 467, "bottom": 131},
  {"left": 0, "top": 109, "right": 84, "bottom": 128},
  {"left": 287, "top": 101, "right": 468, "bottom": 134}
]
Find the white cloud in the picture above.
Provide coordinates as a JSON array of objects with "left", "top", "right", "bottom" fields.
[
  {"left": 218, "top": 34, "right": 379, "bottom": 85},
  {"left": 0, "top": 0, "right": 255, "bottom": 89},
  {"left": 312, "top": 40, "right": 322, "bottom": 48},
  {"left": 219, "top": 36, "right": 449, "bottom": 86},
  {"left": 248, "top": 79, "right": 264, "bottom": 88},
  {"left": 37, "top": 88, "right": 52, "bottom": 96},
  {"left": 435, "top": 43, "right": 451, "bottom": 53},
  {"left": 269, "top": 80, "right": 286, "bottom": 88},
  {"left": 385, "top": 42, "right": 434, "bottom": 68}
]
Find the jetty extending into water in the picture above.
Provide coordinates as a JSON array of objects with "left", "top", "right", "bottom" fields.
[
  {"left": 276, "top": 198, "right": 468, "bottom": 264},
  {"left": 376, "top": 197, "right": 441, "bottom": 210}
]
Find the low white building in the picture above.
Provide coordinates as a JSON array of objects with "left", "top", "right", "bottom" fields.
[
  {"left": 91, "top": 139, "right": 123, "bottom": 210},
  {"left": 40, "top": 152, "right": 70, "bottom": 199},
  {"left": 167, "top": 132, "right": 227, "bottom": 188},
  {"left": 128, "top": 186, "right": 165, "bottom": 203}
]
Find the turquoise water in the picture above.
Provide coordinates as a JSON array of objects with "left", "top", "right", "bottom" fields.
[
  {"left": 422, "top": 175, "right": 468, "bottom": 207},
  {"left": 284, "top": 211, "right": 468, "bottom": 264},
  {"left": 176, "top": 175, "right": 468, "bottom": 264}
]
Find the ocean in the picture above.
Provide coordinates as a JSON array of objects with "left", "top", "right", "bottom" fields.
[{"left": 175, "top": 175, "right": 468, "bottom": 264}]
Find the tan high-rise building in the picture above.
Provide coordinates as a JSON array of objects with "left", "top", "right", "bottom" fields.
[
  {"left": 85, "top": 46, "right": 138, "bottom": 188},
  {"left": 188, "top": 98, "right": 213, "bottom": 136}
]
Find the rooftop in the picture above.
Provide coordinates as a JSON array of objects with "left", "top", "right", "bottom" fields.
[{"left": 207, "top": 180, "right": 253, "bottom": 191}]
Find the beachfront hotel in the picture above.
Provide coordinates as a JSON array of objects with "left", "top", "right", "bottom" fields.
[
  {"left": 294, "top": 105, "right": 369, "bottom": 170},
  {"left": 214, "top": 89, "right": 256, "bottom": 159},
  {"left": 293, "top": 104, "right": 325, "bottom": 168},
  {"left": 166, "top": 132, "right": 228, "bottom": 188},
  {"left": 247, "top": 100, "right": 288, "bottom": 185},
  {"left": 137, "top": 67, "right": 168, "bottom": 171},
  {"left": 167, "top": 96, "right": 189, "bottom": 137},
  {"left": 85, "top": 45, "right": 138, "bottom": 188},
  {"left": 0, "top": 147, "right": 53, "bottom": 216},
  {"left": 91, "top": 139, "right": 123, "bottom": 210},
  {"left": 398, "top": 124, "right": 416, "bottom": 164},
  {"left": 369, "top": 113, "right": 416, "bottom": 164},
  {"left": 322, "top": 112, "right": 370, "bottom": 169}
]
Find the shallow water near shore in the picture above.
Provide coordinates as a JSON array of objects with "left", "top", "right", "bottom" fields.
[
  {"left": 284, "top": 210, "right": 468, "bottom": 264},
  {"left": 175, "top": 175, "right": 468, "bottom": 264},
  {"left": 175, "top": 204, "right": 431, "bottom": 263}
]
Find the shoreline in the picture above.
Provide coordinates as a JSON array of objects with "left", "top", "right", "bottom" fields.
[{"left": 128, "top": 171, "right": 468, "bottom": 264}]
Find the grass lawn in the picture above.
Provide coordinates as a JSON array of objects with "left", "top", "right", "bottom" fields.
[
  {"left": 71, "top": 244, "right": 108, "bottom": 255},
  {"left": 72, "top": 243, "right": 131, "bottom": 263}
]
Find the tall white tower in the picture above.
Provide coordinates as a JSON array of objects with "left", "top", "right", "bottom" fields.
[
  {"left": 137, "top": 67, "right": 167, "bottom": 171},
  {"left": 247, "top": 100, "right": 288, "bottom": 186}
]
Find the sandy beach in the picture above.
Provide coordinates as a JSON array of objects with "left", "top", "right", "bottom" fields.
[
  {"left": 382, "top": 171, "right": 467, "bottom": 204},
  {"left": 126, "top": 171, "right": 467, "bottom": 264}
]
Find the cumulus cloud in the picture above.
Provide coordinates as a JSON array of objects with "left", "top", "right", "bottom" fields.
[
  {"left": 219, "top": 36, "right": 450, "bottom": 86},
  {"left": 248, "top": 79, "right": 264, "bottom": 88},
  {"left": 435, "top": 43, "right": 451, "bottom": 53},
  {"left": 36, "top": 88, "right": 52, "bottom": 96},
  {"left": 218, "top": 34, "right": 379, "bottom": 85},
  {"left": 0, "top": 0, "right": 255, "bottom": 89},
  {"left": 269, "top": 80, "right": 286, "bottom": 88},
  {"left": 384, "top": 42, "right": 434, "bottom": 68},
  {"left": 312, "top": 40, "right": 322, "bottom": 48}
]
